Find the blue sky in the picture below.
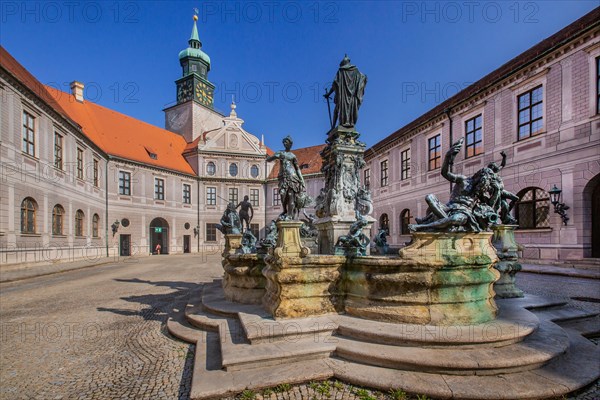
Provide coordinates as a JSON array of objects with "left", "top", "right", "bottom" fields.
[{"left": 1, "top": 1, "right": 598, "bottom": 149}]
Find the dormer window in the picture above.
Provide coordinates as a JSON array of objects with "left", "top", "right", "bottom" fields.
[
  {"left": 145, "top": 146, "right": 158, "bottom": 160},
  {"left": 300, "top": 163, "right": 309, "bottom": 170}
]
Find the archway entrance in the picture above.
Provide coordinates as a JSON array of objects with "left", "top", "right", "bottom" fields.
[
  {"left": 150, "top": 217, "right": 169, "bottom": 255},
  {"left": 592, "top": 180, "right": 600, "bottom": 258}
]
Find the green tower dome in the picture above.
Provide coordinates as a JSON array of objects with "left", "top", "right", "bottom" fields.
[{"left": 179, "top": 16, "right": 211, "bottom": 68}]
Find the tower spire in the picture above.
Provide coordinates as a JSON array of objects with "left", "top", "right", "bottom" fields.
[{"left": 189, "top": 14, "right": 201, "bottom": 49}]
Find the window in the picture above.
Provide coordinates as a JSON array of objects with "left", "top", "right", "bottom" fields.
[
  {"left": 273, "top": 188, "right": 280, "bottom": 206},
  {"left": 596, "top": 56, "right": 600, "bottom": 115},
  {"left": 465, "top": 114, "right": 483, "bottom": 158},
  {"left": 364, "top": 169, "right": 370, "bottom": 189},
  {"left": 75, "top": 209, "right": 85, "bottom": 237},
  {"left": 76, "top": 147, "right": 84, "bottom": 179},
  {"left": 206, "top": 223, "right": 218, "bottom": 242},
  {"left": 183, "top": 184, "right": 191, "bottom": 204},
  {"left": 250, "top": 189, "right": 259, "bottom": 206},
  {"left": 54, "top": 132, "right": 63, "bottom": 169},
  {"left": 21, "top": 197, "right": 37, "bottom": 233},
  {"left": 380, "top": 160, "right": 388, "bottom": 187},
  {"left": 119, "top": 171, "right": 131, "bottom": 195},
  {"left": 400, "top": 149, "right": 410, "bottom": 180},
  {"left": 400, "top": 209, "right": 412, "bottom": 235},
  {"left": 250, "top": 165, "right": 260, "bottom": 178},
  {"left": 22, "top": 111, "right": 35, "bottom": 156},
  {"left": 52, "top": 205, "right": 65, "bottom": 235},
  {"left": 428, "top": 134, "right": 441, "bottom": 170},
  {"left": 206, "top": 187, "right": 216, "bottom": 205},
  {"left": 229, "top": 187, "right": 238, "bottom": 204},
  {"left": 206, "top": 161, "right": 216, "bottom": 176},
  {"left": 379, "top": 213, "right": 389, "bottom": 235},
  {"left": 229, "top": 163, "right": 238, "bottom": 177},
  {"left": 93, "top": 158, "right": 99, "bottom": 187},
  {"left": 250, "top": 223, "right": 259, "bottom": 238},
  {"left": 92, "top": 214, "right": 99, "bottom": 238},
  {"left": 515, "top": 187, "right": 550, "bottom": 229},
  {"left": 517, "top": 85, "right": 543, "bottom": 140},
  {"left": 154, "top": 178, "right": 165, "bottom": 200}
]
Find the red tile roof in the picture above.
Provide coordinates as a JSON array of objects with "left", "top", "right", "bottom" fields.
[
  {"left": 366, "top": 7, "right": 600, "bottom": 157},
  {"left": 46, "top": 86, "right": 195, "bottom": 175},
  {"left": 1, "top": 46, "right": 77, "bottom": 130},
  {"left": 1, "top": 45, "right": 195, "bottom": 175},
  {"left": 267, "top": 144, "right": 326, "bottom": 179}
]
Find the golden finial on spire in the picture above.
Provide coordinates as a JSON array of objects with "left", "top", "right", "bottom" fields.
[{"left": 193, "top": 7, "right": 199, "bottom": 21}]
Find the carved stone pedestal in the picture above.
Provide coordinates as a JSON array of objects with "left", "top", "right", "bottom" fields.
[
  {"left": 262, "top": 221, "right": 342, "bottom": 319},
  {"left": 223, "top": 234, "right": 243, "bottom": 256},
  {"left": 222, "top": 253, "right": 267, "bottom": 305},
  {"left": 316, "top": 218, "right": 373, "bottom": 256},
  {"left": 314, "top": 127, "right": 374, "bottom": 254},
  {"left": 491, "top": 225, "right": 524, "bottom": 298}
]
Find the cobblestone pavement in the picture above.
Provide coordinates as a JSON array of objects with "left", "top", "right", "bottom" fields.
[
  {"left": 1, "top": 258, "right": 598, "bottom": 400},
  {"left": 0, "top": 254, "right": 221, "bottom": 400}
]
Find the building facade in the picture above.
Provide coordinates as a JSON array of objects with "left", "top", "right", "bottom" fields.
[
  {"left": 364, "top": 9, "right": 600, "bottom": 261},
  {"left": 2, "top": 10, "right": 599, "bottom": 267}
]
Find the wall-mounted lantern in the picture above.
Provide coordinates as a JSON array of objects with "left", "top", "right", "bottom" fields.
[
  {"left": 111, "top": 220, "right": 120, "bottom": 236},
  {"left": 548, "top": 184, "right": 569, "bottom": 226}
]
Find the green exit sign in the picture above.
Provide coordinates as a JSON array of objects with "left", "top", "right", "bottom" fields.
[{"left": 154, "top": 227, "right": 163, "bottom": 233}]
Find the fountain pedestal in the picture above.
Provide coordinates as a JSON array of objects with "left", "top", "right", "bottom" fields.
[
  {"left": 491, "top": 225, "right": 524, "bottom": 298},
  {"left": 315, "top": 127, "right": 374, "bottom": 254},
  {"left": 262, "top": 221, "right": 343, "bottom": 319}
]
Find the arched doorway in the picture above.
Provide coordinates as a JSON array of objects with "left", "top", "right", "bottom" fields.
[
  {"left": 592, "top": 180, "right": 600, "bottom": 258},
  {"left": 150, "top": 217, "right": 169, "bottom": 255}
]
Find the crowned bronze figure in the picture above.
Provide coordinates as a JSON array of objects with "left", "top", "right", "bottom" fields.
[{"left": 324, "top": 54, "right": 367, "bottom": 129}]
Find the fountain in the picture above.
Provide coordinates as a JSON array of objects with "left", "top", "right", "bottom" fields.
[{"left": 167, "top": 56, "right": 600, "bottom": 399}]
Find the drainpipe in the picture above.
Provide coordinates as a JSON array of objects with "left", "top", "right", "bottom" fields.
[
  {"left": 105, "top": 159, "right": 109, "bottom": 258},
  {"left": 445, "top": 108, "right": 453, "bottom": 193},
  {"left": 197, "top": 177, "right": 200, "bottom": 253}
]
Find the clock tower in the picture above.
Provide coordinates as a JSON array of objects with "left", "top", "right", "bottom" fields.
[
  {"left": 175, "top": 15, "right": 215, "bottom": 107},
  {"left": 165, "top": 15, "right": 223, "bottom": 143}
]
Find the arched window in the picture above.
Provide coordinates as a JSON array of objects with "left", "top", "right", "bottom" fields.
[
  {"left": 229, "top": 163, "right": 238, "bottom": 177},
  {"left": 206, "top": 161, "right": 216, "bottom": 176},
  {"left": 21, "top": 197, "right": 37, "bottom": 233},
  {"left": 515, "top": 187, "right": 550, "bottom": 229},
  {"left": 400, "top": 209, "right": 412, "bottom": 235},
  {"left": 379, "top": 213, "right": 389, "bottom": 235},
  {"left": 92, "top": 214, "right": 100, "bottom": 238},
  {"left": 52, "top": 204, "right": 65, "bottom": 235},
  {"left": 75, "top": 209, "right": 85, "bottom": 237}
]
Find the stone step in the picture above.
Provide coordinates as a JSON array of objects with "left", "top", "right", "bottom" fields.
[
  {"left": 335, "top": 303, "right": 538, "bottom": 348},
  {"left": 221, "top": 335, "right": 337, "bottom": 372},
  {"left": 329, "top": 327, "right": 600, "bottom": 399},
  {"left": 237, "top": 311, "right": 338, "bottom": 344},
  {"left": 559, "top": 315, "right": 600, "bottom": 337},
  {"left": 202, "top": 281, "right": 269, "bottom": 318},
  {"left": 190, "top": 331, "right": 332, "bottom": 400},
  {"left": 532, "top": 306, "right": 599, "bottom": 323},
  {"left": 498, "top": 294, "right": 568, "bottom": 311},
  {"left": 166, "top": 308, "right": 205, "bottom": 344},
  {"left": 334, "top": 319, "right": 568, "bottom": 375}
]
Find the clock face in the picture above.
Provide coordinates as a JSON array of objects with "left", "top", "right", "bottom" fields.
[
  {"left": 195, "top": 81, "right": 214, "bottom": 106},
  {"left": 177, "top": 80, "right": 193, "bottom": 103}
]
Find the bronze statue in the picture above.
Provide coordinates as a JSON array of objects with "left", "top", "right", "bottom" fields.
[
  {"left": 485, "top": 152, "right": 519, "bottom": 224},
  {"left": 240, "top": 230, "right": 257, "bottom": 254},
  {"left": 335, "top": 215, "right": 370, "bottom": 256},
  {"left": 236, "top": 195, "right": 254, "bottom": 232},
  {"left": 324, "top": 54, "right": 367, "bottom": 129},
  {"left": 216, "top": 202, "right": 242, "bottom": 234},
  {"left": 374, "top": 229, "right": 389, "bottom": 255},
  {"left": 259, "top": 220, "right": 278, "bottom": 248},
  {"left": 266, "top": 136, "right": 307, "bottom": 220},
  {"left": 409, "top": 139, "right": 500, "bottom": 232}
]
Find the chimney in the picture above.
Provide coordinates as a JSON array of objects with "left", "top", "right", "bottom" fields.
[{"left": 70, "top": 81, "right": 84, "bottom": 102}]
